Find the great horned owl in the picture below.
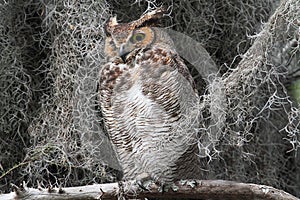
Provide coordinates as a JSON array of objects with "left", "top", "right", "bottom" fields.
[{"left": 99, "top": 8, "right": 201, "bottom": 185}]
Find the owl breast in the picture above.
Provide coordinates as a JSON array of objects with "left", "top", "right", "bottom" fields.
[{"left": 99, "top": 45, "right": 200, "bottom": 183}]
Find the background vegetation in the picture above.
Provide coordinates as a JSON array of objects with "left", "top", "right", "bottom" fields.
[{"left": 0, "top": 0, "right": 299, "bottom": 197}]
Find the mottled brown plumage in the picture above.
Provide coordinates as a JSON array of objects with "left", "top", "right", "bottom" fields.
[{"left": 99, "top": 8, "right": 201, "bottom": 185}]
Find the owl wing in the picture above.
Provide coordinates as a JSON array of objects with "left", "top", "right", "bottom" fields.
[{"left": 139, "top": 57, "right": 189, "bottom": 122}]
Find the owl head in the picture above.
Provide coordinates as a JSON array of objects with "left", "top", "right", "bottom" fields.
[{"left": 104, "top": 8, "right": 173, "bottom": 62}]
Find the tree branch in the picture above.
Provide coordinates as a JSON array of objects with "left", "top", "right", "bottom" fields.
[
  {"left": 0, "top": 180, "right": 298, "bottom": 200},
  {"left": 225, "top": 0, "right": 299, "bottom": 84}
]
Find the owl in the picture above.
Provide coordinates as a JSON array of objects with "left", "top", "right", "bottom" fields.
[{"left": 99, "top": 8, "right": 201, "bottom": 186}]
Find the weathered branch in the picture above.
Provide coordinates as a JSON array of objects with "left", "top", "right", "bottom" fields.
[{"left": 0, "top": 180, "right": 298, "bottom": 200}]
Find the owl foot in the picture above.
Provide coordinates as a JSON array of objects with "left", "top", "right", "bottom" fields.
[
  {"left": 135, "top": 172, "right": 154, "bottom": 191},
  {"left": 136, "top": 173, "right": 179, "bottom": 193},
  {"left": 157, "top": 182, "right": 178, "bottom": 193},
  {"left": 179, "top": 179, "right": 197, "bottom": 188}
]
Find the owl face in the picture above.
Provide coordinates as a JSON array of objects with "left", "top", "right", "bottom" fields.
[
  {"left": 104, "top": 8, "right": 167, "bottom": 62},
  {"left": 105, "top": 25, "right": 155, "bottom": 62}
]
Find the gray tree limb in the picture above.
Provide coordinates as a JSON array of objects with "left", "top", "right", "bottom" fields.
[{"left": 0, "top": 180, "right": 298, "bottom": 200}]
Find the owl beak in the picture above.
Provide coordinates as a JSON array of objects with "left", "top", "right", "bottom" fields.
[{"left": 119, "top": 44, "right": 130, "bottom": 63}]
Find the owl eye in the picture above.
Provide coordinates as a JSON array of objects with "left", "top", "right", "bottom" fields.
[{"left": 130, "top": 33, "right": 146, "bottom": 43}]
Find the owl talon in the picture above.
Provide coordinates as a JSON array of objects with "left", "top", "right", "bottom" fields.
[
  {"left": 171, "top": 183, "right": 179, "bottom": 192},
  {"left": 186, "top": 180, "right": 197, "bottom": 188},
  {"left": 136, "top": 179, "right": 152, "bottom": 191},
  {"left": 158, "top": 183, "right": 175, "bottom": 193},
  {"left": 135, "top": 172, "right": 153, "bottom": 191},
  {"left": 179, "top": 179, "right": 197, "bottom": 188}
]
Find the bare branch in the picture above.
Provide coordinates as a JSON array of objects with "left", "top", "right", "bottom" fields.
[{"left": 0, "top": 180, "right": 298, "bottom": 200}]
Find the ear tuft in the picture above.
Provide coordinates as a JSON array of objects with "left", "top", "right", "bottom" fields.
[
  {"left": 104, "top": 16, "right": 118, "bottom": 36},
  {"left": 131, "top": 7, "right": 167, "bottom": 29},
  {"left": 109, "top": 16, "right": 118, "bottom": 26}
]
